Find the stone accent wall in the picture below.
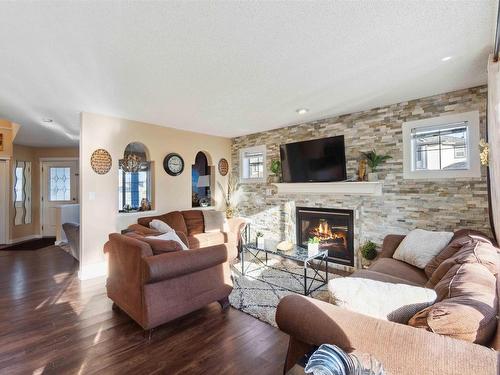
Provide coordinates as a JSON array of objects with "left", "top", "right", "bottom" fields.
[{"left": 231, "top": 86, "right": 490, "bottom": 269}]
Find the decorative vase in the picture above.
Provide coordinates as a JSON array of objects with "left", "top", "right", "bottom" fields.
[
  {"left": 257, "top": 237, "right": 265, "bottom": 249},
  {"left": 367, "top": 172, "right": 378, "bottom": 182},
  {"left": 225, "top": 206, "right": 234, "bottom": 219},
  {"left": 308, "top": 242, "right": 319, "bottom": 256}
]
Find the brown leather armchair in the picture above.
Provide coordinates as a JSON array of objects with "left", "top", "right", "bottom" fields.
[{"left": 104, "top": 233, "right": 233, "bottom": 330}]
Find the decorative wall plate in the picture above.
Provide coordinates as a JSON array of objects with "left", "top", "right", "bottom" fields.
[
  {"left": 90, "top": 149, "right": 112, "bottom": 175},
  {"left": 218, "top": 158, "right": 229, "bottom": 176},
  {"left": 163, "top": 153, "right": 184, "bottom": 176}
]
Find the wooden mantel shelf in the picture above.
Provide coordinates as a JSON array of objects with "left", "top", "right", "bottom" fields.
[{"left": 271, "top": 181, "right": 383, "bottom": 196}]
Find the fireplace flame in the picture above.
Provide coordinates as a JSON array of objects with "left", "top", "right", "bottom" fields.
[{"left": 310, "top": 219, "right": 347, "bottom": 246}]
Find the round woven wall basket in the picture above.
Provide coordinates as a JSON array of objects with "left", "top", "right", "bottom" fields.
[{"left": 91, "top": 149, "right": 112, "bottom": 175}]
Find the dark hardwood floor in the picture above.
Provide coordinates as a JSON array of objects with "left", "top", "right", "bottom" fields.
[{"left": 0, "top": 246, "right": 289, "bottom": 375}]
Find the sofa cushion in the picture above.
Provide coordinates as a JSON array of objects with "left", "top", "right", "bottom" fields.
[
  {"left": 188, "top": 232, "right": 231, "bottom": 249},
  {"left": 329, "top": 277, "right": 437, "bottom": 324},
  {"left": 202, "top": 210, "right": 229, "bottom": 233},
  {"left": 409, "top": 262, "right": 498, "bottom": 345},
  {"left": 125, "top": 232, "right": 183, "bottom": 255},
  {"left": 181, "top": 210, "right": 204, "bottom": 235},
  {"left": 350, "top": 269, "right": 422, "bottom": 286},
  {"left": 393, "top": 229, "right": 453, "bottom": 269},
  {"left": 425, "top": 230, "right": 493, "bottom": 279},
  {"left": 427, "top": 240, "right": 499, "bottom": 288},
  {"left": 138, "top": 211, "right": 188, "bottom": 234},
  {"left": 368, "top": 258, "right": 428, "bottom": 286}
]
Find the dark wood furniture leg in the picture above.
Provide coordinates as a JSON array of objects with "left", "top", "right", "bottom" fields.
[{"left": 218, "top": 296, "right": 230, "bottom": 311}]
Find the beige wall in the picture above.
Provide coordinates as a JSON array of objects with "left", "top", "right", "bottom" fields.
[
  {"left": 80, "top": 113, "right": 232, "bottom": 276},
  {"left": 10, "top": 145, "right": 79, "bottom": 241}
]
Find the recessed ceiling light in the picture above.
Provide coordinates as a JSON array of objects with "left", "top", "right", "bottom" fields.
[
  {"left": 441, "top": 56, "right": 452, "bottom": 62},
  {"left": 42, "top": 118, "right": 53, "bottom": 123},
  {"left": 296, "top": 108, "right": 309, "bottom": 115}
]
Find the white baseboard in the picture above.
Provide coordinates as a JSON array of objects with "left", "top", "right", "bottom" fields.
[
  {"left": 78, "top": 261, "right": 107, "bottom": 280},
  {"left": 7, "top": 234, "right": 43, "bottom": 244}
]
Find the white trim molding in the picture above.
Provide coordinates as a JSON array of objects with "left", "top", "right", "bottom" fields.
[
  {"left": 272, "top": 181, "right": 382, "bottom": 196},
  {"left": 402, "top": 111, "right": 481, "bottom": 179}
]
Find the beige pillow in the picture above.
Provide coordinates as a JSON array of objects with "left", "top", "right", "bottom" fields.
[
  {"left": 328, "top": 277, "right": 437, "bottom": 324},
  {"left": 393, "top": 229, "right": 453, "bottom": 269},
  {"left": 202, "top": 210, "right": 229, "bottom": 233}
]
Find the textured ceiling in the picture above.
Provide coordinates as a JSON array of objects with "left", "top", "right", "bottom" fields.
[{"left": 0, "top": 1, "right": 496, "bottom": 147}]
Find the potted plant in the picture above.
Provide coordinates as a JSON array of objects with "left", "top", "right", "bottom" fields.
[
  {"left": 361, "top": 150, "right": 392, "bottom": 181},
  {"left": 307, "top": 237, "right": 320, "bottom": 256},
  {"left": 256, "top": 231, "right": 265, "bottom": 248},
  {"left": 360, "top": 240, "right": 378, "bottom": 267},
  {"left": 269, "top": 159, "right": 281, "bottom": 183}
]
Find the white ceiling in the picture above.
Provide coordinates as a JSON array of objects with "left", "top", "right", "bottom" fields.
[{"left": 0, "top": 1, "right": 496, "bottom": 147}]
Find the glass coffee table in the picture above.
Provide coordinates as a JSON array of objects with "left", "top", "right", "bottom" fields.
[{"left": 241, "top": 239, "right": 329, "bottom": 296}]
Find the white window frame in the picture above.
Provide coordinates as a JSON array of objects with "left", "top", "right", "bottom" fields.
[
  {"left": 402, "top": 111, "right": 481, "bottom": 179},
  {"left": 239, "top": 145, "right": 266, "bottom": 183}
]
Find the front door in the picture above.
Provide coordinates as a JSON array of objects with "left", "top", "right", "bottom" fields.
[{"left": 41, "top": 160, "right": 79, "bottom": 237}]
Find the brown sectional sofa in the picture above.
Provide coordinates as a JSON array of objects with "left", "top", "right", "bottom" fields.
[
  {"left": 104, "top": 233, "right": 233, "bottom": 330},
  {"left": 133, "top": 210, "right": 246, "bottom": 260},
  {"left": 276, "top": 229, "right": 500, "bottom": 375}
]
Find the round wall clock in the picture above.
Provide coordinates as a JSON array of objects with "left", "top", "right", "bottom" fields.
[
  {"left": 90, "top": 149, "right": 112, "bottom": 175},
  {"left": 163, "top": 153, "right": 184, "bottom": 176},
  {"left": 218, "top": 158, "right": 229, "bottom": 176}
]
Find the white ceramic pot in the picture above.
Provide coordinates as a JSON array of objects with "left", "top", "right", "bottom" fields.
[
  {"left": 308, "top": 242, "right": 319, "bottom": 256},
  {"left": 257, "top": 237, "right": 265, "bottom": 249},
  {"left": 367, "top": 172, "right": 378, "bottom": 182}
]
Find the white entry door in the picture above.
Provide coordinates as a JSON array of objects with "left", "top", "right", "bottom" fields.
[{"left": 41, "top": 160, "right": 79, "bottom": 237}]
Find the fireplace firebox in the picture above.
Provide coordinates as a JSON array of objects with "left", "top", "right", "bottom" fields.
[{"left": 296, "top": 207, "right": 354, "bottom": 266}]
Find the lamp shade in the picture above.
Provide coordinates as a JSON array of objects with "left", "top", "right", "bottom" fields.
[{"left": 197, "top": 175, "right": 210, "bottom": 188}]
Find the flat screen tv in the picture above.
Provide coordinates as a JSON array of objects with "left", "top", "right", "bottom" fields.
[{"left": 280, "top": 135, "right": 347, "bottom": 183}]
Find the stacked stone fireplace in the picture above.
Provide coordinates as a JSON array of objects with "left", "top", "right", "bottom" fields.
[{"left": 296, "top": 207, "right": 354, "bottom": 267}]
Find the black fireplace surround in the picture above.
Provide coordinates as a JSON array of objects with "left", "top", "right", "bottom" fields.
[{"left": 296, "top": 207, "right": 354, "bottom": 266}]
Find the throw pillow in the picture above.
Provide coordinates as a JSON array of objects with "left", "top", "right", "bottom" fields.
[
  {"left": 202, "top": 210, "right": 229, "bottom": 233},
  {"left": 328, "top": 277, "right": 437, "bottom": 324},
  {"left": 424, "top": 230, "right": 493, "bottom": 279},
  {"left": 149, "top": 219, "right": 174, "bottom": 234},
  {"left": 146, "top": 231, "right": 189, "bottom": 250},
  {"left": 427, "top": 239, "right": 499, "bottom": 289},
  {"left": 409, "top": 262, "right": 498, "bottom": 345},
  {"left": 393, "top": 229, "right": 453, "bottom": 269}
]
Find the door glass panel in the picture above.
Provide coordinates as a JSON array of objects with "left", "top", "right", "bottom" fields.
[{"left": 49, "top": 167, "right": 71, "bottom": 201}]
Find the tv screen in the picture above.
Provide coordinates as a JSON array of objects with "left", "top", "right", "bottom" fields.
[{"left": 280, "top": 136, "right": 347, "bottom": 183}]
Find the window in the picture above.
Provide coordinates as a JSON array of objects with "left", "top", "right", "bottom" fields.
[
  {"left": 118, "top": 166, "right": 151, "bottom": 211},
  {"left": 49, "top": 167, "right": 71, "bottom": 201},
  {"left": 240, "top": 145, "right": 266, "bottom": 182},
  {"left": 118, "top": 142, "right": 153, "bottom": 212},
  {"left": 403, "top": 111, "right": 480, "bottom": 179}
]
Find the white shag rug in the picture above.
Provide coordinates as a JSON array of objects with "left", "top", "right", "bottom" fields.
[{"left": 229, "top": 255, "right": 339, "bottom": 327}]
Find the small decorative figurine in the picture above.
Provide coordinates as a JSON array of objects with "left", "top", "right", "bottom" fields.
[{"left": 358, "top": 159, "right": 367, "bottom": 181}]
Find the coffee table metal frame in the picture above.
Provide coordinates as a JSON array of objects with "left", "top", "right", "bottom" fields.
[{"left": 239, "top": 226, "right": 329, "bottom": 296}]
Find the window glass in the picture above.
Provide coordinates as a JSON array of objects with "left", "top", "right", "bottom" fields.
[
  {"left": 15, "top": 167, "right": 23, "bottom": 202},
  {"left": 411, "top": 123, "right": 469, "bottom": 172},
  {"left": 118, "top": 164, "right": 151, "bottom": 211},
  {"left": 241, "top": 149, "right": 265, "bottom": 180},
  {"left": 49, "top": 167, "right": 71, "bottom": 201}
]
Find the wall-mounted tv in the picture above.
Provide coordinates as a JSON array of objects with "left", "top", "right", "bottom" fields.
[{"left": 280, "top": 135, "right": 347, "bottom": 183}]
